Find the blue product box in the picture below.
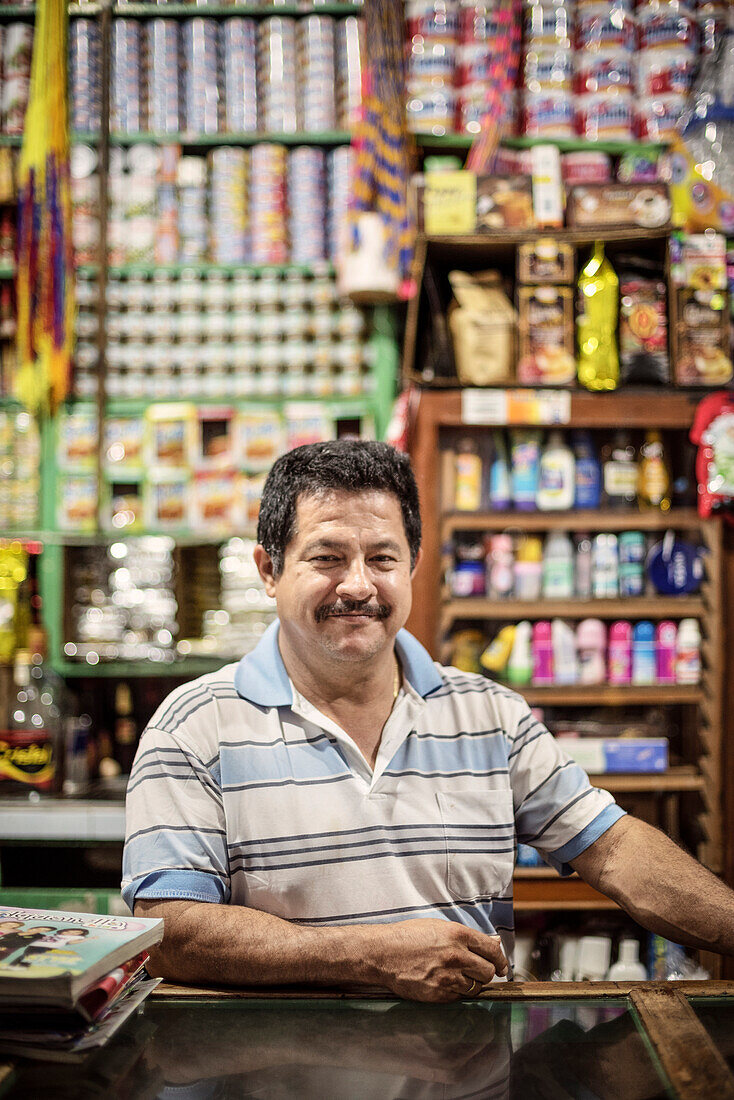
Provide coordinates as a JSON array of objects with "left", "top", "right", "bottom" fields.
[{"left": 603, "top": 738, "right": 668, "bottom": 773}]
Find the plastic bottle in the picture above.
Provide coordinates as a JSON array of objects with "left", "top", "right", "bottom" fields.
[
  {"left": 510, "top": 429, "right": 542, "bottom": 511},
  {"left": 542, "top": 531, "right": 575, "bottom": 599},
  {"left": 507, "top": 620, "right": 533, "bottom": 686},
  {"left": 551, "top": 619, "right": 578, "bottom": 685},
  {"left": 592, "top": 533, "right": 619, "bottom": 599},
  {"left": 574, "top": 534, "right": 593, "bottom": 599},
  {"left": 454, "top": 437, "right": 483, "bottom": 511},
  {"left": 572, "top": 431, "right": 602, "bottom": 510},
  {"left": 676, "top": 618, "right": 702, "bottom": 685},
  {"left": 608, "top": 621, "right": 632, "bottom": 685},
  {"left": 537, "top": 430, "right": 575, "bottom": 511},
  {"left": 606, "top": 939, "right": 647, "bottom": 981},
  {"left": 6, "top": 649, "right": 63, "bottom": 796},
  {"left": 656, "top": 621, "right": 678, "bottom": 685},
  {"left": 480, "top": 625, "right": 516, "bottom": 677},
  {"left": 489, "top": 430, "right": 511, "bottom": 511},
  {"left": 514, "top": 536, "right": 543, "bottom": 600},
  {"left": 575, "top": 935, "right": 612, "bottom": 981},
  {"left": 618, "top": 531, "right": 646, "bottom": 597},
  {"left": 487, "top": 534, "right": 514, "bottom": 599},
  {"left": 638, "top": 430, "right": 671, "bottom": 512},
  {"left": 632, "top": 621, "right": 656, "bottom": 685},
  {"left": 576, "top": 242, "right": 619, "bottom": 392},
  {"left": 531, "top": 621, "right": 554, "bottom": 685},
  {"left": 602, "top": 430, "right": 638, "bottom": 510},
  {"left": 576, "top": 618, "right": 606, "bottom": 685}
]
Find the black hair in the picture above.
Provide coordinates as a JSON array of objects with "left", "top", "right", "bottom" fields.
[{"left": 257, "top": 440, "right": 422, "bottom": 576}]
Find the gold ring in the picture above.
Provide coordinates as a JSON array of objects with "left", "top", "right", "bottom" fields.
[{"left": 465, "top": 978, "right": 480, "bottom": 997}]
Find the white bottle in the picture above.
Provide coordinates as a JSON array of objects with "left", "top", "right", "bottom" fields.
[
  {"left": 537, "top": 430, "right": 575, "bottom": 511},
  {"left": 507, "top": 620, "right": 533, "bottom": 686},
  {"left": 551, "top": 619, "right": 578, "bottom": 685},
  {"left": 542, "top": 531, "right": 575, "bottom": 598},
  {"left": 606, "top": 939, "right": 647, "bottom": 981},
  {"left": 676, "top": 618, "right": 702, "bottom": 685}
]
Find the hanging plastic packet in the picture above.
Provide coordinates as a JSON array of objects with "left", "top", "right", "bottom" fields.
[
  {"left": 690, "top": 391, "right": 734, "bottom": 520},
  {"left": 576, "top": 242, "right": 619, "bottom": 391}
]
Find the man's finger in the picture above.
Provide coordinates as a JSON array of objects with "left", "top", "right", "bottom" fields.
[{"left": 463, "top": 931, "right": 509, "bottom": 975}]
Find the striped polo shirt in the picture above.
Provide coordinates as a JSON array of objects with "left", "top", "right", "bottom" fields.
[{"left": 122, "top": 622, "right": 624, "bottom": 962}]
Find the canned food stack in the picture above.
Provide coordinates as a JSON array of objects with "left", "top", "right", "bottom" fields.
[
  {"left": 69, "top": 19, "right": 101, "bottom": 134},
  {"left": 327, "top": 145, "right": 353, "bottom": 264},
  {"left": 288, "top": 147, "right": 327, "bottom": 263},
  {"left": 209, "top": 147, "right": 249, "bottom": 264},
  {"left": 182, "top": 18, "right": 220, "bottom": 135},
  {"left": 70, "top": 144, "right": 100, "bottom": 269},
  {"left": 73, "top": 278, "right": 99, "bottom": 401},
  {"left": 405, "top": 0, "right": 458, "bottom": 136},
  {"left": 257, "top": 17, "right": 298, "bottom": 134},
  {"left": 147, "top": 19, "right": 181, "bottom": 135},
  {"left": 221, "top": 18, "right": 258, "bottom": 134},
  {"left": 2, "top": 23, "right": 32, "bottom": 135},
  {"left": 178, "top": 155, "right": 209, "bottom": 263},
  {"left": 123, "top": 146, "right": 158, "bottom": 265},
  {"left": 457, "top": 1, "right": 517, "bottom": 136},
  {"left": 106, "top": 148, "right": 127, "bottom": 266},
  {"left": 111, "top": 19, "right": 143, "bottom": 134},
  {"left": 635, "top": 1, "right": 699, "bottom": 143},
  {"left": 250, "top": 143, "right": 288, "bottom": 264},
  {"left": 698, "top": 2, "right": 729, "bottom": 55},
  {"left": 297, "top": 16, "right": 336, "bottom": 132},
  {"left": 335, "top": 16, "right": 363, "bottom": 131},
  {"left": 155, "top": 153, "right": 179, "bottom": 266},
  {"left": 522, "top": 0, "right": 575, "bottom": 139},
  {"left": 574, "top": 1, "right": 636, "bottom": 142}
]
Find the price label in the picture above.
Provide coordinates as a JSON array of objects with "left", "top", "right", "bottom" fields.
[{"left": 461, "top": 389, "right": 571, "bottom": 425}]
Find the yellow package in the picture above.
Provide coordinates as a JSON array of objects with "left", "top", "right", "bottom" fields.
[
  {"left": 665, "top": 136, "right": 734, "bottom": 235},
  {"left": 576, "top": 243, "right": 619, "bottom": 392}
]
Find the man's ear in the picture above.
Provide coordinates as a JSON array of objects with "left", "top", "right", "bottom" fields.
[
  {"left": 410, "top": 546, "right": 423, "bottom": 581},
  {"left": 253, "top": 545, "right": 278, "bottom": 597}
]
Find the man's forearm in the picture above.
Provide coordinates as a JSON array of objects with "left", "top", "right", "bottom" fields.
[{"left": 572, "top": 816, "right": 734, "bottom": 956}]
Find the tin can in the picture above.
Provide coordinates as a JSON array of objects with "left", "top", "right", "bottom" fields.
[{"left": 147, "top": 20, "right": 181, "bottom": 134}]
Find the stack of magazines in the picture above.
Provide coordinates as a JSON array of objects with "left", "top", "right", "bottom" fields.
[{"left": 0, "top": 905, "right": 163, "bottom": 1061}]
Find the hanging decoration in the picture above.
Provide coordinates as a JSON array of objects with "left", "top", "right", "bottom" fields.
[
  {"left": 466, "top": 0, "right": 522, "bottom": 175},
  {"left": 340, "top": 0, "right": 416, "bottom": 303},
  {"left": 14, "top": 0, "right": 75, "bottom": 415}
]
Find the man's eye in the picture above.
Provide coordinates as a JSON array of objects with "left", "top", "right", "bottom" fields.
[
  {"left": 311, "top": 555, "right": 338, "bottom": 563},
  {"left": 371, "top": 555, "right": 396, "bottom": 564}
]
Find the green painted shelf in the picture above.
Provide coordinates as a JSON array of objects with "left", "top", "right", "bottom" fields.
[
  {"left": 112, "top": 3, "right": 361, "bottom": 15},
  {"left": 52, "top": 657, "right": 230, "bottom": 678},
  {"left": 109, "top": 130, "right": 351, "bottom": 147},
  {"left": 78, "top": 261, "right": 335, "bottom": 278}
]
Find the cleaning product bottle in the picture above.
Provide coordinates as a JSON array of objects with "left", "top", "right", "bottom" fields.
[
  {"left": 510, "top": 429, "right": 542, "bottom": 511},
  {"left": 592, "top": 533, "right": 619, "bottom": 599},
  {"left": 454, "top": 436, "right": 482, "bottom": 511},
  {"left": 618, "top": 531, "right": 646, "bottom": 597},
  {"left": 602, "top": 430, "right": 638, "bottom": 509},
  {"left": 574, "top": 534, "right": 593, "bottom": 599},
  {"left": 606, "top": 939, "right": 647, "bottom": 981},
  {"left": 675, "top": 618, "right": 702, "bottom": 685},
  {"left": 480, "top": 625, "right": 516, "bottom": 679},
  {"left": 576, "top": 618, "right": 606, "bottom": 684},
  {"left": 537, "top": 430, "right": 575, "bottom": 511},
  {"left": 632, "top": 621, "right": 656, "bottom": 685},
  {"left": 531, "top": 621, "right": 554, "bottom": 685},
  {"left": 489, "top": 430, "right": 511, "bottom": 511},
  {"left": 514, "top": 536, "right": 543, "bottom": 600},
  {"left": 507, "top": 621, "right": 533, "bottom": 686},
  {"left": 577, "top": 242, "right": 620, "bottom": 391},
  {"left": 656, "top": 620, "right": 678, "bottom": 685},
  {"left": 551, "top": 619, "right": 578, "bottom": 685},
  {"left": 572, "top": 430, "right": 602, "bottom": 510},
  {"left": 638, "top": 430, "right": 671, "bottom": 511},
  {"left": 487, "top": 534, "right": 514, "bottom": 598},
  {"left": 608, "top": 621, "right": 632, "bottom": 685},
  {"left": 542, "top": 531, "right": 575, "bottom": 598}
]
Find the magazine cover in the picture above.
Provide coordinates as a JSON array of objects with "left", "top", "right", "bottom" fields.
[{"left": 0, "top": 906, "right": 163, "bottom": 1007}]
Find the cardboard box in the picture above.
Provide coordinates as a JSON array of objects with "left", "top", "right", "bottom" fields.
[
  {"left": 516, "top": 284, "right": 576, "bottom": 385},
  {"left": 422, "top": 171, "right": 477, "bottom": 236},
  {"left": 476, "top": 175, "right": 535, "bottom": 232},
  {"left": 517, "top": 239, "right": 575, "bottom": 284},
  {"left": 672, "top": 287, "right": 733, "bottom": 386},
  {"left": 566, "top": 183, "right": 671, "bottom": 229},
  {"left": 558, "top": 736, "right": 669, "bottom": 774}
]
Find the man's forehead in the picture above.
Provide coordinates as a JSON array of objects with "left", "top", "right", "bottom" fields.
[{"left": 292, "top": 487, "right": 403, "bottom": 522}]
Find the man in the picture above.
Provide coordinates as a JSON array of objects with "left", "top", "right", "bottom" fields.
[{"left": 123, "top": 440, "right": 734, "bottom": 1002}]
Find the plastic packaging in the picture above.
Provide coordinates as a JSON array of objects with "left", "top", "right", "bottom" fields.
[
  {"left": 606, "top": 939, "right": 647, "bottom": 981},
  {"left": 480, "top": 625, "right": 516, "bottom": 676},
  {"left": 675, "top": 618, "right": 702, "bottom": 685},
  {"left": 572, "top": 430, "right": 602, "bottom": 510},
  {"left": 551, "top": 619, "right": 578, "bottom": 685},
  {"left": 507, "top": 620, "right": 533, "bottom": 686},
  {"left": 632, "top": 620, "right": 656, "bottom": 685},
  {"left": 489, "top": 430, "right": 511, "bottom": 510},
  {"left": 638, "top": 430, "right": 671, "bottom": 511},
  {"left": 532, "top": 621, "right": 554, "bottom": 686},
  {"left": 608, "top": 620, "right": 632, "bottom": 685},
  {"left": 592, "top": 533, "right": 619, "bottom": 599},
  {"left": 577, "top": 618, "right": 606, "bottom": 684},
  {"left": 511, "top": 429, "right": 542, "bottom": 511},
  {"left": 542, "top": 530, "right": 575, "bottom": 598},
  {"left": 575, "top": 935, "right": 612, "bottom": 981},
  {"left": 537, "top": 430, "right": 575, "bottom": 511},
  {"left": 577, "top": 243, "right": 620, "bottom": 391},
  {"left": 454, "top": 437, "right": 483, "bottom": 511},
  {"left": 487, "top": 534, "right": 514, "bottom": 599},
  {"left": 656, "top": 620, "right": 678, "bottom": 685},
  {"left": 618, "top": 531, "right": 646, "bottom": 597},
  {"left": 574, "top": 534, "right": 593, "bottom": 599},
  {"left": 515, "top": 536, "right": 543, "bottom": 601},
  {"left": 602, "top": 431, "right": 638, "bottom": 509}
]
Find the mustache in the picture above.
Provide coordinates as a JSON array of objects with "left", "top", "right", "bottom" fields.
[{"left": 315, "top": 599, "right": 392, "bottom": 623}]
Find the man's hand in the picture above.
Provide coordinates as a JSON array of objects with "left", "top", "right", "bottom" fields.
[{"left": 369, "top": 918, "right": 509, "bottom": 1003}]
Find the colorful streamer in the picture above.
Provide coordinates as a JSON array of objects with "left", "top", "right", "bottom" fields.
[
  {"left": 466, "top": 0, "right": 522, "bottom": 175},
  {"left": 15, "top": 0, "right": 75, "bottom": 415}
]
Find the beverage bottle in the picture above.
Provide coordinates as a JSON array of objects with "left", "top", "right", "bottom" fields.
[
  {"left": 532, "top": 621, "right": 554, "bottom": 685},
  {"left": 3, "top": 649, "right": 63, "bottom": 795},
  {"left": 632, "top": 621, "right": 656, "bottom": 685},
  {"left": 542, "top": 531, "right": 575, "bottom": 599},
  {"left": 454, "top": 437, "right": 483, "bottom": 511},
  {"left": 576, "top": 619, "right": 606, "bottom": 684},
  {"left": 551, "top": 619, "right": 578, "bottom": 685},
  {"left": 601, "top": 431, "right": 638, "bottom": 510},
  {"left": 592, "top": 533, "right": 619, "bottom": 599},
  {"left": 510, "top": 429, "right": 542, "bottom": 511},
  {"left": 514, "top": 536, "right": 543, "bottom": 600},
  {"left": 572, "top": 430, "right": 602, "bottom": 510},
  {"left": 507, "top": 620, "right": 533, "bottom": 686},
  {"left": 489, "top": 430, "right": 511, "bottom": 511},
  {"left": 638, "top": 430, "right": 671, "bottom": 511},
  {"left": 676, "top": 618, "right": 702, "bottom": 685},
  {"left": 655, "top": 621, "right": 678, "bottom": 685},
  {"left": 114, "top": 683, "right": 138, "bottom": 775},
  {"left": 577, "top": 242, "right": 619, "bottom": 392},
  {"left": 608, "top": 621, "right": 632, "bottom": 685},
  {"left": 537, "top": 430, "right": 575, "bottom": 511}
]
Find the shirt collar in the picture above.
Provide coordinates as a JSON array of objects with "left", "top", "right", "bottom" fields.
[{"left": 234, "top": 620, "right": 443, "bottom": 707}]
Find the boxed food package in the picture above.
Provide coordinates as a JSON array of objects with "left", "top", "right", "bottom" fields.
[
  {"left": 558, "top": 736, "right": 669, "bottom": 774},
  {"left": 448, "top": 269, "right": 517, "bottom": 386},
  {"left": 196, "top": 407, "right": 234, "bottom": 470},
  {"left": 57, "top": 474, "right": 98, "bottom": 532},
  {"left": 669, "top": 231, "right": 727, "bottom": 291},
  {"left": 517, "top": 238, "right": 575, "bottom": 284},
  {"left": 476, "top": 176, "right": 535, "bottom": 232},
  {"left": 56, "top": 408, "right": 98, "bottom": 471},
  {"left": 516, "top": 284, "right": 576, "bottom": 386},
  {"left": 619, "top": 276, "right": 670, "bottom": 384},
  {"left": 672, "top": 288, "right": 733, "bottom": 386},
  {"left": 238, "top": 472, "right": 268, "bottom": 531},
  {"left": 144, "top": 472, "right": 190, "bottom": 530},
  {"left": 421, "top": 171, "right": 477, "bottom": 236},
  {"left": 236, "top": 408, "right": 285, "bottom": 470},
  {"left": 192, "top": 470, "right": 235, "bottom": 532},
  {"left": 145, "top": 403, "right": 197, "bottom": 469},
  {"left": 103, "top": 478, "right": 144, "bottom": 533},
  {"left": 566, "top": 183, "right": 671, "bottom": 229},
  {"left": 103, "top": 416, "right": 145, "bottom": 474}
]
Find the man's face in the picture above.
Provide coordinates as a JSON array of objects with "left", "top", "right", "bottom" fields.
[{"left": 255, "top": 489, "right": 419, "bottom": 668}]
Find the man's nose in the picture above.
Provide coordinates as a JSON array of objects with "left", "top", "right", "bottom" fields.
[{"left": 335, "top": 557, "right": 376, "bottom": 599}]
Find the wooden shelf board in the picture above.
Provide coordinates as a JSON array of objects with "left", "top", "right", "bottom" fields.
[
  {"left": 589, "top": 768, "right": 704, "bottom": 793},
  {"left": 422, "top": 228, "right": 669, "bottom": 249},
  {"left": 442, "top": 509, "right": 703, "bottom": 534},
  {"left": 509, "top": 685, "right": 703, "bottom": 706},
  {"left": 513, "top": 875, "right": 619, "bottom": 909},
  {"left": 443, "top": 597, "right": 705, "bottom": 621}
]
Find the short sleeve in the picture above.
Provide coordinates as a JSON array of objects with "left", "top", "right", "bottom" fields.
[
  {"left": 507, "top": 704, "right": 626, "bottom": 876},
  {"left": 121, "top": 724, "right": 230, "bottom": 911}
]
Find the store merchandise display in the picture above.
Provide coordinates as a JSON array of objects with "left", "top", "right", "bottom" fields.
[
  {"left": 0, "top": 23, "right": 32, "bottom": 136},
  {"left": 0, "top": 408, "right": 39, "bottom": 530},
  {"left": 405, "top": 0, "right": 727, "bottom": 140}
]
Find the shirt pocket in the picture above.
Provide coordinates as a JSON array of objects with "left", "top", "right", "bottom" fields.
[{"left": 436, "top": 788, "right": 515, "bottom": 902}]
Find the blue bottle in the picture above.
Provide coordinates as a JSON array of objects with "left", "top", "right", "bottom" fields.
[
  {"left": 572, "top": 430, "right": 602, "bottom": 510},
  {"left": 489, "top": 430, "right": 511, "bottom": 511},
  {"left": 632, "top": 621, "right": 656, "bottom": 685}
]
